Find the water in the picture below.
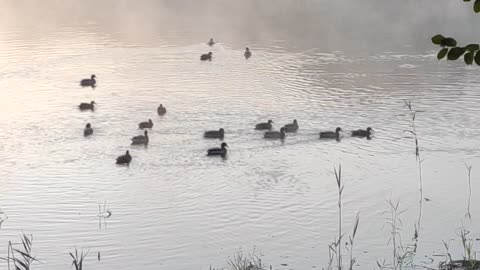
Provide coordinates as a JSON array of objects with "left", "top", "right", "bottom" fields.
[{"left": 1, "top": 1, "right": 480, "bottom": 269}]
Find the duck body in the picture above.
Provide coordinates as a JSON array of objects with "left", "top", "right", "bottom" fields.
[
  {"left": 264, "top": 127, "right": 286, "bottom": 139},
  {"left": 131, "top": 130, "right": 149, "bottom": 145},
  {"left": 200, "top": 52, "right": 213, "bottom": 61},
  {"left": 80, "top": 74, "right": 96, "bottom": 87},
  {"left": 352, "top": 127, "right": 373, "bottom": 138},
  {"left": 320, "top": 127, "right": 342, "bottom": 139},
  {"left": 204, "top": 128, "right": 225, "bottom": 139},
  {"left": 157, "top": 104, "right": 167, "bottom": 115},
  {"left": 207, "top": 142, "right": 228, "bottom": 156},
  {"left": 244, "top": 47, "right": 252, "bottom": 59},
  {"left": 79, "top": 101, "right": 95, "bottom": 110},
  {"left": 84, "top": 123, "right": 93, "bottom": 136},
  {"left": 255, "top": 120, "right": 273, "bottom": 130},
  {"left": 283, "top": 119, "right": 299, "bottom": 133},
  {"left": 138, "top": 119, "right": 153, "bottom": 129},
  {"left": 116, "top": 150, "right": 132, "bottom": 165}
]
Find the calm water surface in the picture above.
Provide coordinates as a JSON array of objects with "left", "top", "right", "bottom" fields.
[{"left": 1, "top": 1, "right": 480, "bottom": 269}]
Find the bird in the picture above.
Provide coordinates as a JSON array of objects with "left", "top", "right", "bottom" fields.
[
  {"left": 283, "top": 119, "right": 299, "bottom": 132},
  {"left": 244, "top": 47, "right": 252, "bottom": 59},
  {"left": 204, "top": 128, "right": 225, "bottom": 139},
  {"left": 84, "top": 123, "right": 93, "bottom": 136},
  {"left": 131, "top": 130, "right": 149, "bottom": 145},
  {"left": 264, "top": 127, "right": 286, "bottom": 139},
  {"left": 157, "top": 104, "right": 167, "bottom": 115},
  {"left": 207, "top": 142, "right": 228, "bottom": 157},
  {"left": 79, "top": 101, "right": 95, "bottom": 110},
  {"left": 320, "top": 127, "right": 342, "bottom": 139},
  {"left": 80, "top": 74, "right": 96, "bottom": 87},
  {"left": 200, "top": 52, "right": 213, "bottom": 61},
  {"left": 138, "top": 119, "right": 153, "bottom": 129},
  {"left": 116, "top": 150, "right": 132, "bottom": 165},
  {"left": 352, "top": 127, "right": 373, "bottom": 138},
  {"left": 208, "top": 38, "right": 215, "bottom": 46},
  {"left": 255, "top": 120, "right": 273, "bottom": 130}
]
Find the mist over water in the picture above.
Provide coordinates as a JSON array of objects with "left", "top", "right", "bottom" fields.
[{"left": 1, "top": 1, "right": 480, "bottom": 269}]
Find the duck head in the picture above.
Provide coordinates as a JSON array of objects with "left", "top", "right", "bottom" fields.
[
  {"left": 144, "top": 130, "right": 148, "bottom": 136},
  {"left": 90, "top": 101, "right": 96, "bottom": 105},
  {"left": 293, "top": 119, "right": 298, "bottom": 125},
  {"left": 246, "top": 47, "right": 250, "bottom": 51},
  {"left": 159, "top": 104, "right": 163, "bottom": 108},
  {"left": 219, "top": 128, "right": 225, "bottom": 135},
  {"left": 221, "top": 142, "right": 228, "bottom": 148},
  {"left": 126, "top": 150, "right": 130, "bottom": 156},
  {"left": 149, "top": 119, "right": 153, "bottom": 124},
  {"left": 268, "top": 119, "right": 273, "bottom": 124},
  {"left": 86, "top": 123, "right": 91, "bottom": 128},
  {"left": 280, "top": 127, "right": 286, "bottom": 133},
  {"left": 367, "top": 127, "right": 373, "bottom": 133},
  {"left": 91, "top": 74, "right": 96, "bottom": 79},
  {"left": 208, "top": 52, "right": 213, "bottom": 56},
  {"left": 336, "top": 127, "right": 342, "bottom": 133}
]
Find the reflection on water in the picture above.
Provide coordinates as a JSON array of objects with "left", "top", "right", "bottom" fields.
[{"left": 1, "top": 0, "right": 480, "bottom": 269}]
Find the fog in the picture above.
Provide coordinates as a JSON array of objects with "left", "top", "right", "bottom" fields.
[{"left": 1, "top": 0, "right": 479, "bottom": 53}]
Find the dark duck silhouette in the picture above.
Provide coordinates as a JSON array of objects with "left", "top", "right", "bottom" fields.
[
  {"left": 264, "top": 127, "right": 286, "bottom": 139},
  {"left": 207, "top": 142, "right": 228, "bottom": 157},
  {"left": 204, "top": 128, "right": 224, "bottom": 139},
  {"left": 255, "top": 120, "right": 273, "bottom": 130},
  {"left": 244, "top": 47, "right": 252, "bottom": 59},
  {"left": 352, "top": 127, "right": 373, "bottom": 138},
  {"left": 116, "top": 150, "right": 132, "bottom": 165},
  {"left": 79, "top": 101, "right": 95, "bottom": 110},
  {"left": 283, "top": 119, "right": 299, "bottom": 132},
  {"left": 80, "top": 74, "right": 96, "bottom": 87},
  {"left": 84, "top": 123, "right": 93, "bottom": 136},
  {"left": 320, "top": 127, "right": 342, "bottom": 139},
  {"left": 131, "top": 130, "right": 149, "bottom": 145},
  {"left": 157, "top": 104, "right": 167, "bottom": 115},
  {"left": 200, "top": 52, "right": 213, "bottom": 61},
  {"left": 208, "top": 38, "right": 215, "bottom": 46},
  {"left": 138, "top": 119, "right": 153, "bottom": 129}
]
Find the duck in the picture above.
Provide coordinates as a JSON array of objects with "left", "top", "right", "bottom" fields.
[
  {"left": 80, "top": 74, "right": 96, "bottom": 87},
  {"left": 138, "top": 119, "right": 153, "bottom": 129},
  {"left": 207, "top": 142, "right": 228, "bottom": 156},
  {"left": 244, "top": 47, "right": 252, "bottom": 59},
  {"left": 200, "top": 52, "right": 213, "bottom": 61},
  {"left": 157, "top": 104, "right": 167, "bottom": 115},
  {"left": 208, "top": 38, "right": 215, "bottom": 46},
  {"left": 264, "top": 127, "right": 286, "bottom": 139},
  {"left": 352, "top": 127, "right": 373, "bottom": 138},
  {"left": 320, "top": 127, "right": 342, "bottom": 139},
  {"left": 255, "top": 120, "right": 273, "bottom": 130},
  {"left": 116, "top": 150, "right": 132, "bottom": 165},
  {"left": 84, "top": 123, "right": 93, "bottom": 136},
  {"left": 283, "top": 119, "right": 299, "bottom": 132},
  {"left": 79, "top": 101, "right": 95, "bottom": 110},
  {"left": 131, "top": 130, "right": 149, "bottom": 145},
  {"left": 204, "top": 128, "right": 224, "bottom": 139}
]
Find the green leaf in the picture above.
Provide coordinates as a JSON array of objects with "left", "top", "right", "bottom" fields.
[
  {"left": 432, "top": 34, "right": 445, "bottom": 45},
  {"left": 475, "top": 0, "right": 480, "bottom": 12},
  {"left": 447, "top": 47, "right": 466, "bottom": 60},
  {"left": 464, "top": 51, "right": 474, "bottom": 65},
  {"left": 437, "top": 48, "right": 448, "bottom": 60},
  {"left": 441, "top": 38, "right": 457, "bottom": 47},
  {"left": 465, "top": 44, "right": 480, "bottom": 51},
  {"left": 475, "top": 51, "right": 480, "bottom": 65}
]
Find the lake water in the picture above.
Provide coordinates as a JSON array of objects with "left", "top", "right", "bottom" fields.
[{"left": 1, "top": 1, "right": 480, "bottom": 269}]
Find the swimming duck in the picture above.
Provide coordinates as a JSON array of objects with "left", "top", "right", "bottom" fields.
[
  {"left": 244, "top": 47, "right": 252, "bottom": 59},
  {"left": 157, "top": 104, "right": 167, "bottom": 115},
  {"left": 200, "top": 52, "right": 213, "bottom": 61},
  {"left": 204, "top": 128, "right": 225, "bottom": 139},
  {"left": 320, "top": 127, "right": 342, "bottom": 139},
  {"left": 138, "top": 119, "right": 153, "bottom": 129},
  {"left": 264, "top": 127, "right": 286, "bottom": 139},
  {"left": 131, "top": 130, "right": 149, "bottom": 145},
  {"left": 208, "top": 38, "right": 215, "bottom": 46},
  {"left": 84, "top": 123, "right": 93, "bottom": 136},
  {"left": 283, "top": 119, "right": 299, "bottom": 132},
  {"left": 80, "top": 74, "right": 96, "bottom": 87},
  {"left": 207, "top": 142, "right": 228, "bottom": 156},
  {"left": 116, "top": 150, "right": 132, "bottom": 165},
  {"left": 255, "top": 120, "right": 273, "bottom": 130},
  {"left": 79, "top": 101, "right": 95, "bottom": 110},
  {"left": 352, "top": 127, "right": 373, "bottom": 138}
]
